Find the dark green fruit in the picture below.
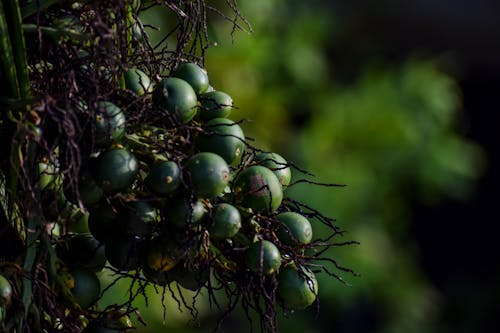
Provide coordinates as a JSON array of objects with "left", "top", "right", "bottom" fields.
[
  {"left": 88, "top": 201, "right": 119, "bottom": 242},
  {"left": 56, "top": 233, "right": 106, "bottom": 272},
  {"left": 245, "top": 240, "right": 281, "bottom": 275},
  {"left": 124, "top": 67, "right": 152, "bottom": 95},
  {"left": 0, "top": 275, "right": 12, "bottom": 307},
  {"left": 67, "top": 210, "right": 90, "bottom": 234},
  {"left": 120, "top": 200, "right": 158, "bottom": 237},
  {"left": 165, "top": 197, "right": 206, "bottom": 229},
  {"left": 93, "top": 101, "right": 126, "bottom": 147},
  {"left": 145, "top": 160, "right": 181, "bottom": 195},
  {"left": 38, "top": 159, "right": 61, "bottom": 191},
  {"left": 184, "top": 152, "right": 230, "bottom": 198},
  {"left": 276, "top": 212, "right": 312, "bottom": 246},
  {"left": 197, "top": 118, "right": 245, "bottom": 165},
  {"left": 75, "top": 171, "right": 104, "bottom": 207},
  {"left": 278, "top": 265, "right": 318, "bottom": 310},
  {"left": 233, "top": 166, "right": 283, "bottom": 213},
  {"left": 93, "top": 148, "right": 138, "bottom": 193},
  {"left": 142, "top": 237, "right": 182, "bottom": 272},
  {"left": 153, "top": 77, "right": 198, "bottom": 124},
  {"left": 171, "top": 62, "right": 209, "bottom": 94},
  {"left": 105, "top": 236, "right": 141, "bottom": 271},
  {"left": 169, "top": 263, "right": 209, "bottom": 291},
  {"left": 70, "top": 269, "right": 100, "bottom": 308},
  {"left": 254, "top": 152, "right": 291, "bottom": 187},
  {"left": 210, "top": 203, "right": 241, "bottom": 239},
  {"left": 199, "top": 91, "right": 233, "bottom": 120}
]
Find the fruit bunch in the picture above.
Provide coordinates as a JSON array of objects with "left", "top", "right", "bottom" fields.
[{"left": 0, "top": 1, "right": 351, "bottom": 332}]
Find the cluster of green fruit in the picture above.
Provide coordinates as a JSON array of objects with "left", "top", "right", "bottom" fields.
[{"left": 39, "top": 62, "right": 319, "bottom": 331}]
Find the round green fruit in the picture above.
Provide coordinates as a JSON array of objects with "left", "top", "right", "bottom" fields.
[
  {"left": 233, "top": 166, "right": 283, "bottom": 213},
  {"left": 169, "top": 263, "right": 209, "bottom": 291},
  {"left": 142, "top": 237, "right": 182, "bottom": 272},
  {"left": 93, "top": 101, "right": 126, "bottom": 147},
  {"left": 75, "top": 171, "right": 104, "bottom": 207},
  {"left": 70, "top": 269, "right": 100, "bottom": 309},
  {"left": 171, "top": 62, "right": 209, "bottom": 94},
  {"left": 88, "top": 201, "right": 119, "bottom": 242},
  {"left": 93, "top": 148, "right": 138, "bottom": 193},
  {"left": 199, "top": 91, "right": 233, "bottom": 120},
  {"left": 124, "top": 67, "right": 152, "bottom": 96},
  {"left": 254, "top": 152, "right": 291, "bottom": 187},
  {"left": 210, "top": 203, "right": 241, "bottom": 239},
  {"left": 105, "top": 236, "right": 141, "bottom": 271},
  {"left": 0, "top": 275, "right": 12, "bottom": 307},
  {"left": 153, "top": 77, "right": 198, "bottom": 124},
  {"left": 278, "top": 265, "right": 318, "bottom": 310},
  {"left": 184, "top": 152, "right": 230, "bottom": 198},
  {"left": 276, "top": 212, "right": 312, "bottom": 246},
  {"left": 56, "top": 233, "right": 106, "bottom": 272},
  {"left": 197, "top": 118, "right": 245, "bottom": 165},
  {"left": 245, "top": 240, "right": 281, "bottom": 275},
  {"left": 145, "top": 160, "right": 181, "bottom": 195},
  {"left": 38, "top": 159, "right": 61, "bottom": 191},
  {"left": 120, "top": 200, "right": 158, "bottom": 237},
  {"left": 165, "top": 197, "right": 206, "bottom": 229}
]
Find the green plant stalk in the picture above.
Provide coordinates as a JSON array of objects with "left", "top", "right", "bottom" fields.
[
  {"left": 0, "top": 1, "right": 20, "bottom": 98},
  {"left": 3, "top": 0, "right": 30, "bottom": 98}
]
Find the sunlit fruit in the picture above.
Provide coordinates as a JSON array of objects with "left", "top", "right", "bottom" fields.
[
  {"left": 210, "top": 203, "right": 241, "bottom": 239},
  {"left": 245, "top": 240, "right": 281, "bottom": 275},
  {"left": 153, "top": 77, "right": 198, "bottom": 124},
  {"left": 199, "top": 91, "right": 233, "bottom": 120},
  {"left": 254, "top": 152, "right": 291, "bottom": 187},
  {"left": 56, "top": 233, "right": 106, "bottom": 272},
  {"left": 233, "top": 166, "right": 283, "bottom": 213},
  {"left": 93, "top": 101, "right": 126, "bottom": 147},
  {"left": 184, "top": 152, "right": 230, "bottom": 198},
  {"left": 145, "top": 160, "right": 181, "bottom": 195},
  {"left": 93, "top": 148, "right": 138, "bottom": 193},
  {"left": 276, "top": 212, "right": 312, "bottom": 246},
  {"left": 69, "top": 269, "right": 100, "bottom": 309},
  {"left": 124, "top": 67, "right": 152, "bottom": 95},
  {"left": 197, "top": 118, "right": 245, "bottom": 165},
  {"left": 0, "top": 275, "right": 12, "bottom": 307},
  {"left": 277, "top": 264, "right": 318, "bottom": 310},
  {"left": 171, "top": 62, "right": 209, "bottom": 94}
]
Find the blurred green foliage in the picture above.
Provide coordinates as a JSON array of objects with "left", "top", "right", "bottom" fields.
[{"left": 104, "top": 1, "right": 485, "bottom": 332}]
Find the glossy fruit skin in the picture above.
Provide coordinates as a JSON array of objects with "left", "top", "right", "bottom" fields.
[
  {"left": 165, "top": 198, "right": 206, "bottom": 229},
  {"left": 199, "top": 91, "right": 233, "bottom": 120},
  {"left": 245, "top": 240, "right": 281, "bottom": 275},
  {"left": 124, "top": 67, "right": 152, "bottom": 96},
  {"left": 276, "top": 212, "right": 312, "bottom": 246},
  {"left": 277, "top": 265, "right": 318, "bottom": 310},
  {"left": 72, "top": 171, "right": 104, "bottom": 207},
  {"left": 210, "top": 203, "right": 241, "bottom": 239},
  {"left": 145, "top": 160, "right": 181, "bottom": 195},
  {"left": 233, "top": 166, "right": 283, "bottom": 213},
  {"left": 93, "top": 101, "right": 126, "bottom": 147},
  {"left": 56, "top": 233, "right": 106, "bottom": 272},
  {"left": 254, "top": 152, "right": 291, "bottom": 187},
  {"left": 197, "top": 118, "right": 245, "bottom": 165},
  {"left": 171, "top": 62, "right": 209, "bottom": 95},
  {"left": 0, "top": 275, "right": 12, "bottom": 307},
  {"left": 93, "top": 148, "right": 138, "bottom": 193},
  {"left": 153, "top": 77, "right": 198, "bottom": 124},
  {"left": 184, "top": 152, "right": 230, "bottom": 198},
  {"left": 70, "top": 269, "right": 100, "bottom": 309},
  {"left": 120, "top": 200, "right": 158, "bottom": 237},
  {"left": 105, "top": 236, "right": 141, "bottom": 271}
]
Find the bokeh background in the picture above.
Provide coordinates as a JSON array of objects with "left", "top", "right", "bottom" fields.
[{"left": 102, "top": 1, "right": 500, "bottom": 332}]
